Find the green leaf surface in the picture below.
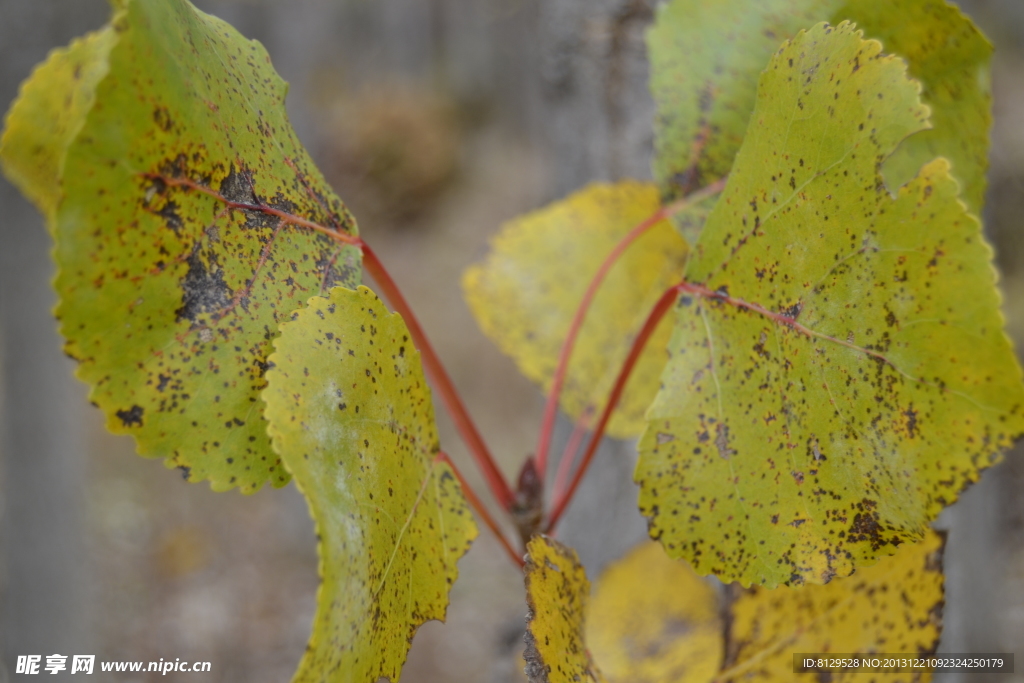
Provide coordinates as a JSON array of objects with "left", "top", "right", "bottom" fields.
[
  {"left": 638, "top": 22, "right": 1024, "bottom": 587},
  {"left": 649, "top": 0, "right": 992, "bottom": 216},
  {"left": 0, "top": 26, "right": 115, "bottom": 223},
  {"left": 846, "top": 0, "right": 992, "bottom": 216},
  {"left": 649, "top": 0, "right": 829, "bottom": 201},
  {"left": 1, "top": 0, "right": 362, "bottom": 491},
  {"left": 524, "top": 536, "right": 606, "bottom": 683},
  {"left": 463, "top": 181, "right": 689, "bottom": 438},
  {"left": 721, "top": 530, "right": 945, "bottom": 682},
  {"left": 264, "top": 286, "right": 476, "bottom": 683}
]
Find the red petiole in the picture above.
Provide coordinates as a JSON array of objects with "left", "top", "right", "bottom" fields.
[
  {"left": 545, "top": 282, "right": 684, "bottom": 532},
  {"left": 149, "top": 171, "right": 520, "bottom": 555},
  {"left": 533, "top": 178, "right": 726, "bottom": 483},
  {"left": 154, "top": 167, "right": 736, "bottom": 563},
  {"left": 359, "top": 245, "right": 516, "bottom": 511}
]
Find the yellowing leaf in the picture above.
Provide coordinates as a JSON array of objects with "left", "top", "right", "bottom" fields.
[
  {"left": 637, "top": 23, "right": 1024, "bottom": 586},
  {"left": 0, "top": 26, "right": 115, "bottom": 223},
  {"left": 263, "top": 286, "right": 476, "bottom": 683},
  {"left": 1, "top": 0, "right": 362, "bottom": 491},
  {"left": 526, "top": 533, "right": 944, "bottom": 683},
  {"left": 649, "top": 0, "right": 992, "bottom": 216},
  {"left": 719, "top": 531, "right": 945, "bottom": 682},
  {"left": 524, "top": 536, "right": 606, "bottom": 683},
  {"left": 463, "top": 181, "right": 688, "bottom": 438},
  {"left": 586, "top": 542, "right": 721, "bottom": 683}
]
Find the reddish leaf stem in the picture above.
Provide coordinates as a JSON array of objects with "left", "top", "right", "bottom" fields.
[
  {"left": 148, "top": 172, "right": 516, "bottom": 512},
  {"left": 358, "top": 245, "right": 516, "bottom": 511},
  {"left": 435, "top": 452, "right": 524, "bottom": 568},
  {"left": 550, "top": 408, "right": 592, "bottom": 503},
  {"left": 544, "top": 283, "right": 683, "bottom": 533},
  {"left": 532, "top": 212, "right": 663, "bottom": 477},
  {"left": 534, "top": 178, "right": 727, "bottom": 482}
]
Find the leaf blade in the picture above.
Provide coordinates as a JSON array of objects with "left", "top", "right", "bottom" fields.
[
  {"left": 538, "top": 531, "right": 945, "bottom": 683},
  {"left": 586, "top": 542, "right": 721, "bottom": 683},
  {"left": 638, "top": 22, "right": 1024, "bottom": 587},
  {"left": 1, "top": 0, "right": 363, "bottom": 491},
  {"left": 524, "top": 536, "right": 607, "bottom": 683},
  {"left": 649, "top": 0, "right": 832, "bottom": 202},
  {"left": 649, "top": 0, "right": 992, "bottom": 218},
  {"left": 264, "top": 286, "right": 477, "bottom": 683},
  {"left": 720, "top": 531, "right": 945, "bottom": 682},
  {"left": 0, "top": 25, "right": 116, "bottom": 224}
]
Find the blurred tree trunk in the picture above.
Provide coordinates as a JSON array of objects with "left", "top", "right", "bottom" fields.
[
  {"left": 0, "top": 0, "right": 107, "bottom": 670},
  {"left": 529, "top": 0, "right": 657, "bottom": 574}
]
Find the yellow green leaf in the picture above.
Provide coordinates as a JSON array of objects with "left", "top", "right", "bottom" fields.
[
  {"left": 524, "top": 536, "right": 607, "bottom": 683},
  {"left": 0, "top": 26, "right": 115, "bottom": 224},
  {"left": 263, "top": 286, "right": 477, "bottom": 683},
  {"left": 649, "top": 0, "right": 992, "bottom": 216},
  {"left": 637, "top": 23, "right": 1024, "bottom": 586},
  {"left": 527, "top": 533, "right": 943, "bottom": 683},
  {"left": 719, "top": 530, "right": 945, "bottom": 682},
  {"left": 586, "top": 542, "right": 721, "bottom": 683},
  {"left": 463, "top": 181, "right": 689, "bottom": 438},
  {"left": 844, "top": 0, "right": 992, "bottom": 217},
  {"left": 1, "top": 0, "right": 362, "bottom": 491},
  {"left": 649, "top": 0, "right": 831, "bottom": 202}
]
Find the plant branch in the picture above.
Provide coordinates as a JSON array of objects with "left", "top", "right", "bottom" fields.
[
  {"left": 435, "top": 452, "right": 523, "bottom": 568},
  {"left": 544, "top": 282, "right": 683, "bottom": 533},
  {"left": 534, "top": 178, "right": 727, "bottom": 482}
]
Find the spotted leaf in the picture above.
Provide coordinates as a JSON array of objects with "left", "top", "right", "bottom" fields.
[
  {"left": 525, "top": 533, "right": 944, "bottom": 683},
  {"left": 650, "top": 0, "right": 992, "bottom": 219},
  {"left": 524, "top": 536, "right": 607, "bottom": 683},
  {"left": 463, "top": 181, "right": 689, "bottom": 438},
  {"left": 263, "top": 286, "right": 476, "bottom": 683},
  {"left": 637, "top": 22, "right": 1024, "bottom": 586},
  {"left": 719, "top": 531, "right": 945, "bottom": 682},
  {"left": 1, "top": 0, "right": 362, "bottom": 491}
]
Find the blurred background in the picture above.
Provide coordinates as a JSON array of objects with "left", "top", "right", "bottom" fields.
[{"left": 1, "top": 0, "right": 1023, "bottom": 681}]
